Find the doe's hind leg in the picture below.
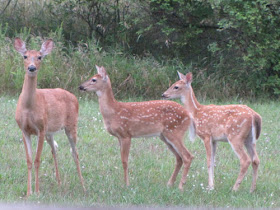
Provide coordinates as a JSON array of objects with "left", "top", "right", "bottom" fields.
[
  {"left": 46, "top": 134, "right": 61, "bottom": 185},
  {"left": 65, "top": 128, "right": 86, "bottom": 192}
]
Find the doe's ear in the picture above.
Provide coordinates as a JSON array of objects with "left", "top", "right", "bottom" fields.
[
  {"left": 186, "top": 72, "right": 193, "bottom": 85},
  {"left": 96, "top": 65, "right": 108, "bottom": 80},
  {"left": 40, "top": 39, "right": 54, "bottom": 57},
  {"left": 14, "top": 38, "right": 27, "bottom": 56}
]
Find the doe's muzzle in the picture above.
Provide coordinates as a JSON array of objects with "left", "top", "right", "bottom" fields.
[{"left": 28, "top": 65, "right": 37, "bottom": 72}]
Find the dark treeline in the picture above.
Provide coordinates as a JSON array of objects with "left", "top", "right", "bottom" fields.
[{"left": 1, "top": 0, "right": 280, "bottom": 99}]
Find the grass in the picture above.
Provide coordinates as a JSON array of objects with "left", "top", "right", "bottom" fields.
[{"left": 0, "top": 94, "right": 279, "bottom": 208}]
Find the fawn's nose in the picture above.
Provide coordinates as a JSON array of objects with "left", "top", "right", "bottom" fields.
[
  {"left": 79, "top": 86, "right": 85, "bottom": 91},
  {"left": 162, "top": 94, "right": 166, "bottom": 98},
  {"left": 28, "top": 65, "right": 37, "bottom": 72}
]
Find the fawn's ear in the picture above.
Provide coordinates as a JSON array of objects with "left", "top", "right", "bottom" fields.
[
  {"left": 40, "top": 39, "right": 54, "bottom": 57},
  {"left": 14, "top": 38, "right": 27, "bottom": 56},
  {"left": 186, "top": 72, "right": 193, "bottom": 85},
  {"left": 177, "top": 71, "right": 186, "bottom": 81},
  {"left": 96, "top": 65, "right": 108, "bottom": 80}
]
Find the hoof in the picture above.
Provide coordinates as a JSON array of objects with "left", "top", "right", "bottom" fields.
[
  {"left": 207, "top": 185, "right": 214, "bottom": 191},
  {"left": 232, "top": 186, "right": 239, "bottom": 192},
  {"left": 167, "top": 181, "right": 174, "bottom": 187},
  {"left": 178, "top": 184, "right": 184, "bottom": 192},
  {"left": 250, "top": 187, "right": 256, "bottom": 193},
  {"left": 83, "top": 186, "right": 87, "bottom": 193}
]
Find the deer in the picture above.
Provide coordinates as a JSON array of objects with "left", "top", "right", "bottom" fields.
[
  {"left": 162, "top": 72, "right": 262, "bottom": 193},
  {"left": 79, "top": 65, "right": 196, "bottom": 190},
  {"left": 14, "top": 38, "right": 86, "bottom": 196}
]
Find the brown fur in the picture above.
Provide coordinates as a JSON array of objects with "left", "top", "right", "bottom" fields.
[{"left": 14, "top": 38, "right": 85, "bottom": 196}]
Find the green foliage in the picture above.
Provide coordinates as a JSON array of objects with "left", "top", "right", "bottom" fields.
[
  {"left": 0, "top": 0, "right": 280, "bottom": 98},
  {"left": 214, "top": 0, "right": 280, "bottom": 96}
]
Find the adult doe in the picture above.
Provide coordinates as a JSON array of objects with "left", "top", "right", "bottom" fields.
[
  {"left": 14, "top": 38, "right": 85, "bottom": 196},
  {"left": 162, "top": 72, "right": 261, "bottom": 192},
  {"left": 79, "top": 65, "right": 196, "bottom": 190}
]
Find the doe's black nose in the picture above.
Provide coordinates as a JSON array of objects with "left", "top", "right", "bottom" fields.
[
  {"left": 79, "top": 86, "right": 85, "bottom": 91},
  {"left": 28, "top": 65, "right": 36, "bottom": 72}
]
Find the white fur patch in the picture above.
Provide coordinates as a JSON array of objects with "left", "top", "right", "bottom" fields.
[
  {"left": 189, "top": 118, "right": 196, "bottom": 142},
  {"left": 54, "top": 140, "right": 59, "bottom": 152},
  {"left": 165, "top": 137, "right": 180, "bottom": 155}
]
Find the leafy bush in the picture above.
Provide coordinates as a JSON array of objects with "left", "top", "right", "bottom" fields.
[{"left": 0, "top": 0, "right": 280, "bottom": 99}]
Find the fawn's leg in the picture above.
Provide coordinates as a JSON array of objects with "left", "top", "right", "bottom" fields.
[
  {"left": 229, "top": 138, "right": 251, "bottom": 191},
  {"left": 160, "top": 134, "right": 183, "bottom": 187},
  {"left": 245, "top": 137, "right": 260, "bottom": 193},
  {"left": 118, "top": 137, "right": 131, "bottom": 186}
]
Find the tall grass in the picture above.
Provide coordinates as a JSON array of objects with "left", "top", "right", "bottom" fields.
[
  {"left": 0, "top": 25, "right": 177, "bottom": 99},
  {"left": 0, "top": 24, "right": 255, "bottom": 101}
]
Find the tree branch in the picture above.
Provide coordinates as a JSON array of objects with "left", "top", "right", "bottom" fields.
[{"left": 0, "top": 0, "right": 13, "bottom": 16}]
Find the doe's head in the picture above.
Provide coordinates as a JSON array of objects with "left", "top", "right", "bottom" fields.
[
  {"left": 162, "top": 71, "right": 193, "bottom": 99},
  {"left": 79, "top": 65, "right": 109, "bottom": 94},
  {"left": 14, "top": 38, "right": 54, "bottom": 76}
]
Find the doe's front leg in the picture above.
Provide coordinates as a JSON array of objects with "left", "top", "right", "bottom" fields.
[
  {"left": 34, "top": 131, "right": 45, "bottom": 194},
  {"left": 22, "top": 132, "right": 33, "bottom": 197}
]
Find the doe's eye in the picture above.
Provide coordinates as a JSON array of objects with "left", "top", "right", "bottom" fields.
[
  {"left": 23, "top": 56, "right": 27, "bottom": 59},
  {"left": 92, "top": 78, "right": 96, "bottom": 82},
  {"left": 38, "top": 56, "right": 42, "bottom": 60},
  {"left": 174, "top": 86, "right": 179, "bottom": 89}
]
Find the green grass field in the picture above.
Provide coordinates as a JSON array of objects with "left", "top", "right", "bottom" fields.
[{"left": 0, "top": 95, "right": 279, "bottom": 208}]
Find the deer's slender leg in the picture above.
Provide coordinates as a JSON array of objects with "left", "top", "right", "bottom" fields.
[
  {"left": 160, "top": 134, "right": 183, "bottom": 187},
  {"left": 34, "top": 131, "right": 45, "bottom": 194},
  {"left": 22, "top": 132, "right": 33, "bottom": 196},
  {"left": 46, "top": 134, "right": 61, "bottom": 185},
  {"left": 118, "top": 137, "right": 131, "bottom": 186},
  {"left": 66, "top": 128, "right": 86, "bottom": 192}
]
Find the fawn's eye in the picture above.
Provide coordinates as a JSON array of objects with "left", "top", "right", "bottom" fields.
[
  {"left": 23, "top": 56, "right": 27, "bottom": 59},
  {"left": 38, "top": 56, "right": 42, "bottom": 60},
  {"left": 92, "top": 78, "right": 96, "bottom": 82},
  {"left": 174, "top": 86, "right": 179, "bottom": 89}
]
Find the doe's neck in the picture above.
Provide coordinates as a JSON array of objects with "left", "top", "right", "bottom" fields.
[{"left": 20, "top": 73, "right": 38, "bottom": 108}]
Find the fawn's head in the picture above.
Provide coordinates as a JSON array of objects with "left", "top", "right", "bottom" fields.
[
  {"left": 162, "top": 71, "right": 193, "bottom": 99},
  {"left": 79, "top": 65, "right": 110, "bottom": 95},
  {"left": 14, "top": 38, "right": 54, "bottom": 77}
]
